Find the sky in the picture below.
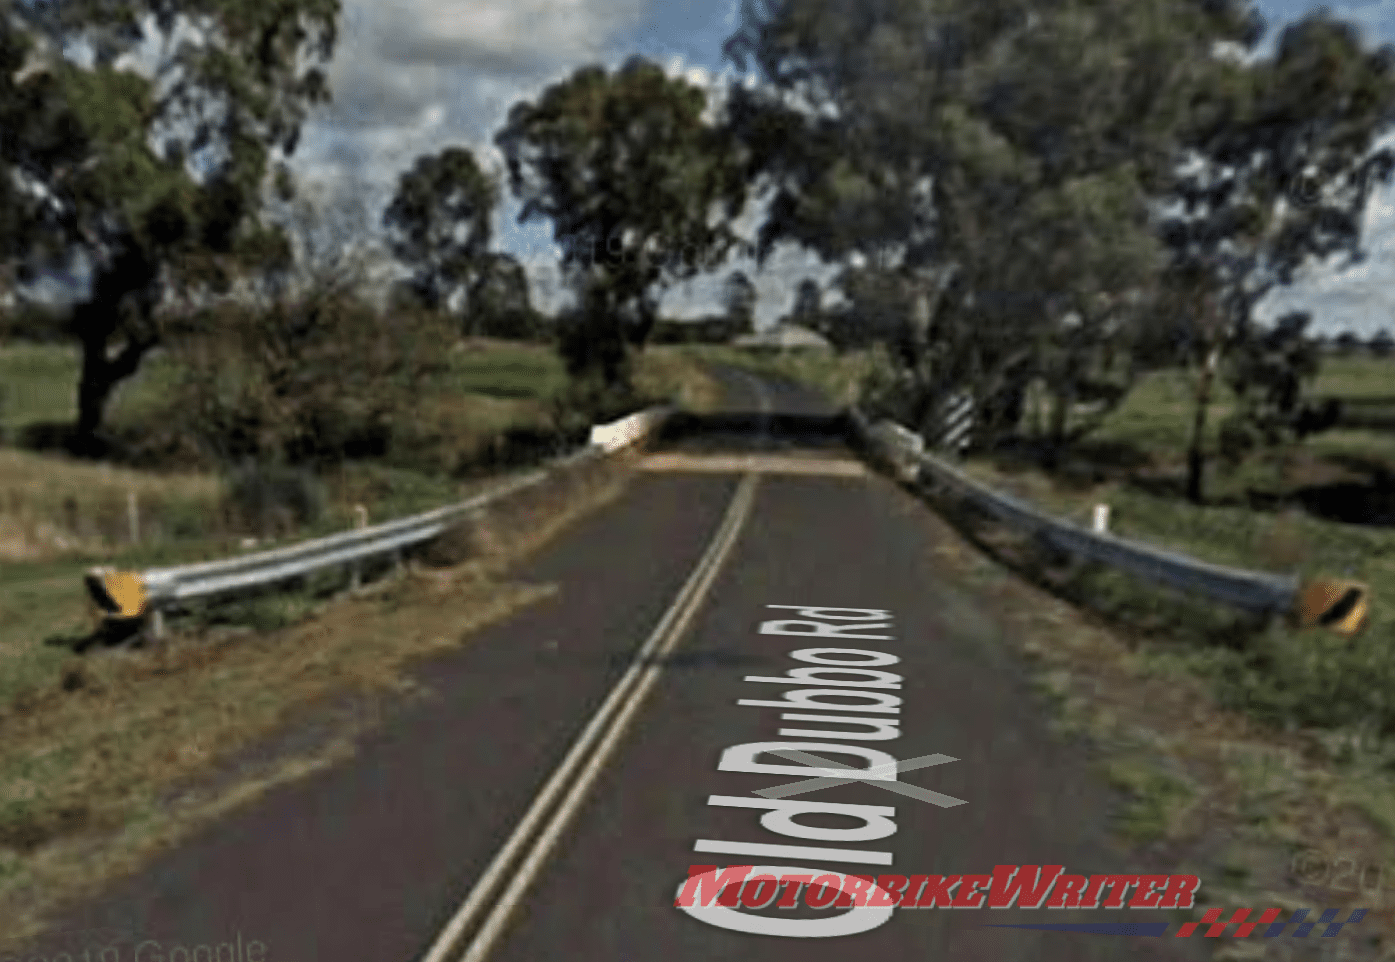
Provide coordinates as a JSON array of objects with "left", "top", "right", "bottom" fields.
[{"left": 286, "top": 0, "right": 1395, "bottom": 336}]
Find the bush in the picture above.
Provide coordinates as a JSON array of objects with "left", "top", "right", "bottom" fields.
[
  {"left": 466, "top": 425, "right": 573, "bottom": 475},
  {"left": 221, "top": 461, "right": 325, "bottom": 536},
  {"left": 159, "top": 290, "right": 453, "bottom": 468},
  {"left": 549, "top": 373, "right": 641, "bottom": 433},
  {"left": 1218, "top": 414, "right": 1261, "bottom": 468}
]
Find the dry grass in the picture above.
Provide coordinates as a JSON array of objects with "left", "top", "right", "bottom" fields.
[
  {"left": 633, "top": 346, "right": 725, "bottom": 413},
  {"left": 0, "top": 450, "right": 222, "bottom": 562},
  {"left": 388, "top": 390, "right": 556, "bottom": 476},
  {"left": 0, "top": 445, "right": 637, "bottom": 953}
]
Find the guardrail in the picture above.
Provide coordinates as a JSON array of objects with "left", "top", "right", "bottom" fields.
[
  {"left": 849, "top": 407, "right": 1301, "bottom": 617},
  {"left": 87, "top": 405, "right": 675, "bottom": 638},
  {"left": 589, "top": 406, "right": 671, "bottom": 452}
]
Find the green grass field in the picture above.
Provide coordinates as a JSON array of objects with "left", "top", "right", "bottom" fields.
[
  {"left": 0, "top": 338, "right": 570, "bottom": 435},
  {"left": 1313, "top": 353, "right": 1395, "bottom": 400}
]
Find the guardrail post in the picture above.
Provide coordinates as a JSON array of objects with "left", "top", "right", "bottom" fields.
[{"left": 149, "top": 607, "right": 164, "bottom": 640}]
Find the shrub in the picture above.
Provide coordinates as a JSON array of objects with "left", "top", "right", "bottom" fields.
[
  {"left": 550, "top": 372, "right": 641, "bottom": 431},
  {"left": 221, "top": 461, "right": 325, "bottom": 536},
  {"left": 159, "top": 289, "right": 453, "bottom": 468}
]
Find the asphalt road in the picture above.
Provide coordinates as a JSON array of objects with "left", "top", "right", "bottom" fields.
[{"left": 14, "top": 365, "right": 1217, "bottom": 962}]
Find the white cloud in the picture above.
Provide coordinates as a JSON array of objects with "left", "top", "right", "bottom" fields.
[
  {"left": 1254, "top": 139, "right": 1395, "bottom": 337},
  {"left": 293, "top": 0, "right": 649, "bottom": 196},
  {"left": 281, "top": 0, "right": 1395, "bottom": 328}
]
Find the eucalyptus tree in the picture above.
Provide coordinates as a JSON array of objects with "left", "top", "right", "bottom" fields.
[
  {"left": 721, "top": 0, "right": 1261, "bottom": 449},
  {"left": 382, "top": 146, "right": 498, "bottom": 317},
  {"left": 1159, "top": 10, "right": 1395, "bottom": 500},
  {"left": 1, "top": 0, "right": 339, "bottom": 453},
  {"left": 495, "top": 57, "right": 749, "bottom": 389}
]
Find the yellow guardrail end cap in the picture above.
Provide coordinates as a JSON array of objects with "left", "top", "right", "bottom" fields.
[
  {"left": 1294, "top": 578, "right": 1370, "bottom": 637},
  {"left": 83, "top": 568, "right": 147, "bottom": 619}
]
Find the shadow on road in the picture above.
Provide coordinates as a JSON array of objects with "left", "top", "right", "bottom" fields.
[{"left": 653, "top": 410, "right": 853, "bottom": 453}]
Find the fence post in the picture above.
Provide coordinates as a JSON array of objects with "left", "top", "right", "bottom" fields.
[{"left": 127, "top": 490, "right": 140, "bottom": 544}]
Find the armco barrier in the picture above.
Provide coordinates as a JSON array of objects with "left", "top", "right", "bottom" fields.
[
  {"left": 588, "top": 406, "right": 670, "bottom": 452},
  {"left": 849, "top": 407, "right": 1301, "bottom": 617},
  {"left": 86, "top": 405, "right": 675, "bottom": 638}
]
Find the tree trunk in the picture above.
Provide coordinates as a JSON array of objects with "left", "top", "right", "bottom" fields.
[
  {"left": 1031, "top": 380, "right": 1044, "bottom": 441},
  {"left": 75, "top": 333, "right": 153, "bottom": 456},
  {"left": 1185, "top": 345, "right": 1221, "bottom": 504},
  {"left": 1044, "top": 382, "right": 1071, "bottom": 469},
  {"left": 76, "top": 340, "right": 113, "bottom": 456}
]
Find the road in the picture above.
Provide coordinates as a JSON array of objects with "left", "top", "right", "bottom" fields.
[{"left": 13, "top": 366, "right": 1215, "bottom": 962}]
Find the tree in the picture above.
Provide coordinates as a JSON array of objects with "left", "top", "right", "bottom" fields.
[
  {"left": 164, "top": 285, "right": 451, "bottom": 468},
  {"left": 723, "top": 270, "right": 757, "bottom": 333},
  {"left": 1335, "top": 329, "right": 1361, "bottom": 355},
  {"left": 2, "top": 0, "right": 338, "bottom": 454},
  {"left": 1218, "top": 311, "right": 1338, "bottom": 471},
  {"left": 1373, "top": 328, "right": 1395, "bottom": 358},
  {"left": 495, "top": 57, "right": 748, "bottom": 389},
  {"left": 793, "top": 278, "right": 820, "bottom": 325},
  {"left": 721, "top": 0, "right": 1257, "bottom": 450},
  {"left": 467, "top": 252, "right": 541, "bottom": 339},
  {"left": 1160, "top": 10, "right": 1395, "bottom": 501},
  {"left": 382, "top": 147, "right": 498, "bottom": 316}
]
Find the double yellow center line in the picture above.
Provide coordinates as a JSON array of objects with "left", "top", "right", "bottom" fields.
[{"left": 419, "top": 472, "right": 761, "bottom": 962}]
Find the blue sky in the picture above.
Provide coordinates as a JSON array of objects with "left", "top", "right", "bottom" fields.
[{"left": 290, "top": 0, "right": 1395, "bottom": 335}]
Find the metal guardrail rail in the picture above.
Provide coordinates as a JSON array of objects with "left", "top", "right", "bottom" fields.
[
  {"left": 849, "top": 407, "right": 1301, "bottom": 616},
  {"left": 87, "top": 406, "right": 674, "bottom": 634}
]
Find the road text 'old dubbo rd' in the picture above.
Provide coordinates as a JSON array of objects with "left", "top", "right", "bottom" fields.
[
  {"left": 671, "top": 606, "right": 1201, "bottom": 937},
  {"left": 675, "top": 605, "right": 914, "bottom": 938}
]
